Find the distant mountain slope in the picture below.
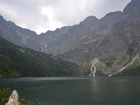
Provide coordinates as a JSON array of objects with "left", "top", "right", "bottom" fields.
[
  {"left": 0, "top": 36, "right": 77, "bottom": 78},
  {"left": 0, "top": 16, "right": 43, "bottom": 52},
  {"left": 63, "top": 0, "right": 140, "bottom": 76},
  {"left": 39, "top": 11, "right": 123, "bottom": 55}
]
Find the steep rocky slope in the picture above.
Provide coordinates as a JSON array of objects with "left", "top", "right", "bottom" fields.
[
  {"left": 63, "top": 0, "right": 140, "bottom": 76},
  {"left": 39, "top": 11, "right": 123, "bottom": 55},
  {"left": 0, "top": 16, "right": 42, "bottom": 52}
]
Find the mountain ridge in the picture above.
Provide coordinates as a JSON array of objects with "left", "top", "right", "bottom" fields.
[
  {"left": 0, "top": 6, "right": 125, "bottom": 55},
  {"left": 63, "top": 0, "right": 140, "bottom": 76}
]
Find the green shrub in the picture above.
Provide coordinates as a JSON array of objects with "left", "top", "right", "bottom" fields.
[{"left": 0, "top": 88, "right": 11, "bottom": 105}]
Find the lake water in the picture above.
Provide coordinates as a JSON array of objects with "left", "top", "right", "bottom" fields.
[{"left": 0, "top": 77, "right": 140, "bottom": 105}]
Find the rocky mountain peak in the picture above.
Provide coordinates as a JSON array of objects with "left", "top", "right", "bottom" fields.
[
  {"left": 82, "top": 16, "right": 99, "bottom": 23},
  {"left": 102, "top": 11, "right": 123, "bottom": 19},
  {"left": 123, "top": 0, "right": 140, "bottom": 16},
  {"left": 80, "top": 16, "right": 99, "bottom": 29},
  {"left": 62, "top": 0, "right": 140, "bottom": 76}
]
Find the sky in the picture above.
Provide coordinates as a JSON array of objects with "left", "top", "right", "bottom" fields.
[{"left": 0, "top": 0, "right": 131, "bottom": 34}]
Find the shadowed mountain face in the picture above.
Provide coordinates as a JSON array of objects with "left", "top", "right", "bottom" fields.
[
  {"left": 0, "top": 0, "right": 140, "bottom": 76},
  {"left": 0, "top": 35, "right": 77, "bottom": 77}
]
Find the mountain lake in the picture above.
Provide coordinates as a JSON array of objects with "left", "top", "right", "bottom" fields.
[{"left": 0, "top": 77, "right": 140, "bottom": 105}]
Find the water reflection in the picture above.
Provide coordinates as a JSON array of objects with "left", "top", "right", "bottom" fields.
[{"left": 89, "top": 78, "right": 140, "bottom": 105}]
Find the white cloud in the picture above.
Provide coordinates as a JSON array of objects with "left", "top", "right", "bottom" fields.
[
  {"left": 41, "top": 6, "right": 63, "bottom": 31},
  {"left": 0, "top": 0, "right": 131, "bottom": 34}
]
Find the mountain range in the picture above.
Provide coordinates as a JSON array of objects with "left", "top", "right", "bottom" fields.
[{"left": 0, "top": 0, "right": 140, "bottom": 77}]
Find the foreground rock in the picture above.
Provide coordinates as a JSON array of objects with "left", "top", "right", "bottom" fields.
[{"left": 5, "top": 90, "right": 20, "bottom": 105}]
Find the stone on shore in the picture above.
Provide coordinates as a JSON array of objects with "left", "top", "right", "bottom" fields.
[{"left": 5, "top": 90, "right": 20, "bottom": 105}]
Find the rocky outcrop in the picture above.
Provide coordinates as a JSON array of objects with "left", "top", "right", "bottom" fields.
[{"left": 5, "top": 90, "right": 20, "bottom": 105}]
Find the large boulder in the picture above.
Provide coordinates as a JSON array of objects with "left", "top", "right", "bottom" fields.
[{"left": 5, "top": 90, "right": 20, "bottom": 105}]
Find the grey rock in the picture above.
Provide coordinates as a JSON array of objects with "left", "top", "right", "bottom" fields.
[{"left": 5, "top": 90, "right": 20, "bottom": 105}]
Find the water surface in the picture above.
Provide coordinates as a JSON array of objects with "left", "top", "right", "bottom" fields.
[{"left": 0, "top": 77, "right": 140, "bottom": 105}]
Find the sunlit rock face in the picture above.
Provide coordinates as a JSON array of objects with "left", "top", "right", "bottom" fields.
[{"left": 5, "top": 90, "right": 20, "bottom": 105}]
